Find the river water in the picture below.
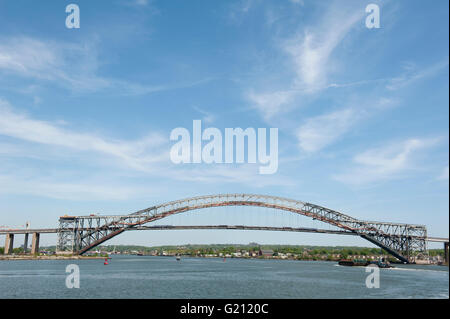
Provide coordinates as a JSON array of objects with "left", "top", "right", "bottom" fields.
[{"left": 0, "top": 255, "right": 448, "bottom": 298}]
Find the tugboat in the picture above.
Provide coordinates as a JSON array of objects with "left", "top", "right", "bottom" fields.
[{"left": 368, "top": 258, "right": 393, "bottom": 268}]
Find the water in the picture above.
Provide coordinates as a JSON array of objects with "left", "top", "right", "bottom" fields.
[{"left": 0, "top": 255, "right": 448, "bottom": 298}]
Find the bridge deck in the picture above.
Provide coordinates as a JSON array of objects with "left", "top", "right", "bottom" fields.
[
  {"left": 1, "top": 226, "right": 447, "bottom": 242},
  {"left": 0, "top": 228, "right": 58, "bottom": 234}
]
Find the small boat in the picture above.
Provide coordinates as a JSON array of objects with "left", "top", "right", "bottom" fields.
[{"left": 176, "top": 255, "right": 181, "bottom": 261}]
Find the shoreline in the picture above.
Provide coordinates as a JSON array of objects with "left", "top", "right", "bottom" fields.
[
  {"left": 1, "top": 254, "right": 446, "bottom": 266},
  {"left": 124, "top": 254, "right": 448, "bottom": 266},
  {"left": 0, "top": 255, "right": 106, "bottom": 260}
]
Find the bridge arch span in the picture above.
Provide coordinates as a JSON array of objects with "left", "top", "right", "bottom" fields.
[
  {"left": 126, "top": 194, "right": 359, "bottom": 232},
  {"left": 57, "top": 194, "right": 427, "bottom": 263}
]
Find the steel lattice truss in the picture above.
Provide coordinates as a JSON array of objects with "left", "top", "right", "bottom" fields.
[{"left": 57, "top": 194, "right": 427, "bottom": 262}]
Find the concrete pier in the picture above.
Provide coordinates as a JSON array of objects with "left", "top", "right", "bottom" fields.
[
  {"left": 4, "top": 233, "right": 14, "bottom": 254},
  {"left": 31, "top": 233, "right": 40, "bottom": 255},
  {"left": 23, "top": 233, "right": 29, "bottom": 253},
  {"left": 444, "top": 242, "right": 449, "bottom": 265}
]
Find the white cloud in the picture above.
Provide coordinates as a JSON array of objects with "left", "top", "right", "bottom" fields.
[
  {"left": 296, "top": 98, "right": 397, "bottom": 153},
  {"left": 248, "top": 1, "right": 365, "bottom": 120},
  {"left": 135, "top": 0, "right": 149, "bottom": 5},
  {"left": 386, "top": 60, "right": 449, "bottom": 91},
  {"left": 120, "top": 0, "right": 160, "bottom": 12},
  {"left": 0, "top": 173, "right": 151, "bottom": 201},
  {"left": 0, "top": 37, "right": 59, "bottom": 75},
  {"left": 333, "top": 138, "right": 439, "bottom": 185},
  {"left": 247, "top": 90, "right": 296, "bottom": 121},
  {"left": 193, "top": 106, "right": 216, "bottom": 124},
  {"left": 0, "top": 99, "right": 167, "bottom": 171},
  {"left": 232, "top": 0, "right": 255, "bottom": 15},
  {"left": 166, "top": 164, "right": 294, "bottom": 187},
  {"left": 0, "top": 37, "right": 109, "bottom": 91},
  {"left": 0, "top": 36, "right": 206, "bottom": 95},
  {"left": 284, "top": 4, "right": 363, "bottom": 92},
  {"left": 0, "top": 99, "right": 291, "bottom": 198},
  {"left": 438, "top": 166, "right": 449, "bottom": 181},
  {"left": 289, "top": 0, "right": 304, "bottom": 5},
  {"left": 296, "top": 108, "right": 361, "bottom": 153}
]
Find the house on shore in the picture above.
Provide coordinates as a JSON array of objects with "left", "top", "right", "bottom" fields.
[{"left": 259, "top": 249, "right": 274, "bottom": 257}]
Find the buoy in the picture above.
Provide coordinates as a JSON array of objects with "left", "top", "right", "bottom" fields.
[{"left": 104, "top": 258, "right": 109, "bottom": 265}]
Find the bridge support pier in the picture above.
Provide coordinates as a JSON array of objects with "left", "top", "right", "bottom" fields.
[
  {"left": 23, "top": 233, "right": 29, "bottom": 253},
  {"left": 31, "top": 233, "right": 40, "bottom": 255},
  {"left": 4, "top": 233, "right": 14, "bottom": 254},
  {"left": 444, "top": 242, "right": 449, "bottom": 265}
]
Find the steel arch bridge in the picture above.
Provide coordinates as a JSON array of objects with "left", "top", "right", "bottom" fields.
[{"left": 57, "top": 194, "right": 428, "bottom": 263}]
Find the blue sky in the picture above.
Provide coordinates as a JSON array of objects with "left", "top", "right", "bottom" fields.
[{"left": 0, "top": 0, "right": 448, "bottom": 248}]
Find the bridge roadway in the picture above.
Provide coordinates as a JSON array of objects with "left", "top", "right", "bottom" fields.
[
  {"left": 1, "top": 225, "right": 447, "bottom": 241},
  {"left": 1, "top": 225, "right": 448, "bottom": 262}
]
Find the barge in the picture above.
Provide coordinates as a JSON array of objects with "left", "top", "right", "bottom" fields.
[{"left": 338, "top": 258, "right": 393, "bottom": 268}]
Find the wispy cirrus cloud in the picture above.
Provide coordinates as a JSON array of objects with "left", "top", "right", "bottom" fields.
[
  {"left": 438, "top": 166, "right": 449, "bottom": 181},
  {"left": 0, "top": 99, "right": 167, "bottom": 171},
  {"left": 289, "top": 0, "right": 304, "bottom": 5},
  {"left": 0, "top": 36, "right": 207, "bottom": 96},
  {"left": 0, "top": 37, "right": 110, "bottom": 91},
  {"left": 296, "top": 108, "right": 362, "bottom": 153},
  {"left": 134, "top": 0, "right": 149, "bottom": 6},
  {"left": 0, "top": 99, "right": 292, "bottom": 200},
  {"left": 333, "top": 138, "right": 440, "bottom": 186},
  {"left": 296, "top": 98, "right": 397, "bottom": 153},
  {"left": 248, "top": 1, "right": 365, "bottom": 120},
  {"left": 284, "top": 7, "right": 363, "bottom": 92},
  {"left": 0, "top": 173, "right": 154, "bottom": 201},
  {"left": 247, "top": 90, "right": 297, "bottom": 121},
  {"left": 193, "top": 106, "right": 216, "bottom": 124},
  {"left": 119, "top": 0, "right": 160, "bottom": 15},
  {"left": 228, "top": 0, "right": 258, "bottom": 22},
  {"left": 386, "top": 59, "right": 449, "bottom": 91},
  {"left": 165, "top": 164, "right": 294, "bottom": 187}
]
